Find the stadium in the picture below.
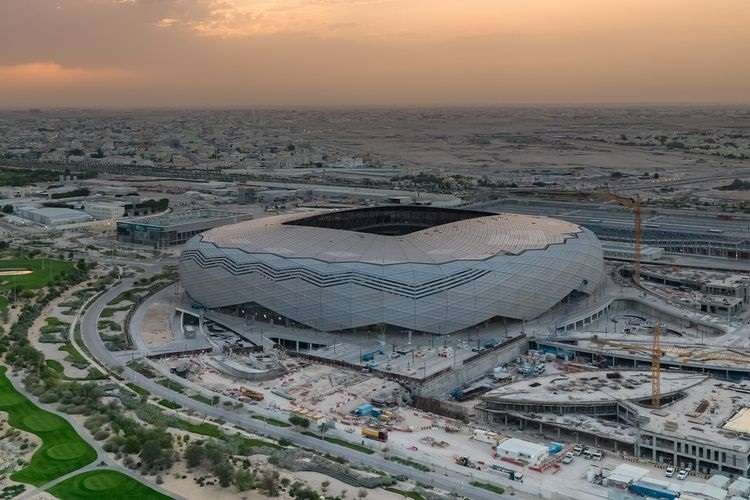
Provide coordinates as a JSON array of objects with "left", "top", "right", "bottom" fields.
[{"left": 179, "top": 206, "right": 605, "bottom": 335}]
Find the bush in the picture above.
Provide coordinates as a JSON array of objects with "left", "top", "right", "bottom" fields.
[
  {"left": 93, "top": 430, "right": 110, "bottom": 441},
  {"left": 288, "top": 415, "right": 310, "bottom": 428}
]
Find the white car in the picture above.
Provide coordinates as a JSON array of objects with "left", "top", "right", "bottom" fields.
[
  {"left": 677, "top": 469, "right": 688, "bottom": 480},
  {"left": 665, "top": 466, "right": 675, "bottom": 478},
  {"left": 562, "top": 452, "right": 574, "bottom": 464}
]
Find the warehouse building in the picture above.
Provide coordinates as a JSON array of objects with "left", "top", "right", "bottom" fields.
[
  {"left": 117, "top": 209, "right": 251, "bottom": 248},
  {"left": 15, "top": 206, "right": 93, "bottom": 226}
]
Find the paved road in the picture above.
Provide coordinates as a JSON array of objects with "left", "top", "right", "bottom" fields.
[{"left": 80, "top": 279, "right": 520, "bottom": 499}]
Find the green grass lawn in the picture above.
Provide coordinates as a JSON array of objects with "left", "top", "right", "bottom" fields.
[
  {"left": 301, "top": 431, "right": 374, "bottom": 454},
  {"left": 251, "top": 414, "right": 292, "bottom": 428},
  {"left": 155, "top": 377, "right": 185, "bottom": 394},
  {"left": 125, "top": 383, "right": 149, "bottom": 397},
  {"left": 48, "top": 470, "right": 170, "bottom": 500},
  {"left": 100, "top": 305, "right": 131, "bottom": 318},
  {"left": 387, "top": 456, "right": 431, "bottom": 472},
  {"left": 0, "top": 257, "right": 76, "bottom": 313},
  {"left": 58, "top": 343, "right": 89, "bottom": 369},
  {"left": 157, "top": 399, "right": 181, "bottom": 410},
  {"left": 45, "top": 359, "right": 65, "bottom": 374},
  {"left": 0, "top": 367, "right": 96, "bottom": 486},
  {"left": 45, "top": 360, "right": 107, "bottom": 382},
  {"left": 470, "top": 481, "right": 505, "bottom": 495},
  {"left": 0, "top": 257, "right": 76, "bottom": 291},
  {"left": 41, "top": 317, "right": 70, "bottom": 335},
  {"left": 386, "top": 488, "right": 426, "bottom": 500}
]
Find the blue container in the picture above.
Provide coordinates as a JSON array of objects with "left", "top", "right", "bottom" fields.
[
  {"left": 547, "top": 442, "right": 563, "bottom": 454},
  {"left": 628, "top": 481, "right": 679, "bottom": 500},
  {"left": 355, "top": 403, "right": 374, "bottom": 416}
]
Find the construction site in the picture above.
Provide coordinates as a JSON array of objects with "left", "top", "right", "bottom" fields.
[{"left": 110, "top": 196, "right": 750, "bottom": 500}]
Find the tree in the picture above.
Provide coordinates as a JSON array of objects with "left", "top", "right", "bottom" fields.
[
  {"left": 234, "top": 469, "right": 255, "bottom": 491},
  {"left": 212, "top": 460, "right": 234, "bottom": 488},
  {"left": 184, "top": 442, "right": 205, "bottom": 468},
  {"left": 319, "top": 421, "right": 330, "bottom": 437},
  {"left": 1, "top": 204, "right": 13, "bottom": 214},
  {"left": 259, "top": 469, "right": 280, "bottom": 496},
  {"left": 288, "top": 415, "right": 310, "bottom": 428},
  {"left": 141, "top": 439, "right": 172, "bottom": 471}
]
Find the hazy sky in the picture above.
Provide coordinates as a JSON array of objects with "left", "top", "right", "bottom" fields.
[{"left": 0, "top": 0, "right": 748, "bottom": 107}]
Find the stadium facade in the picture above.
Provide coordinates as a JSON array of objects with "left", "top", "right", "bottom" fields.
[{"left": 179, "top": 206, "right": 605, "bottom": 335}]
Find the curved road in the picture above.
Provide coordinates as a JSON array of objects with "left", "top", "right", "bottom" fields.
[{"left": 80, "top": 279, "right": 517, "bottom": 499}]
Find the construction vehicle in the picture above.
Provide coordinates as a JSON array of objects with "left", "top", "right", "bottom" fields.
[
  {"left": 240, "top": 388, "right": 264, "bottom": 401},
  {"left": 490, "top": 464, "right": 524, "bottom": 481},
  {"left": 455, "top": 456, "right": 478, "bottom": 469},
  {"left": 361, "top": 427, "right": 388, "bottom": 442},
  {"left": 472, "top": 429, "right": 501, "bottom": 444}
]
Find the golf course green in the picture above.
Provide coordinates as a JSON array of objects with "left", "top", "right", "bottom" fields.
[
  {"left": 0, "top": 366, "right": 96, "bottom": 485},
  {"left": 48, "top": 470, "right": 171, "bottom": 500}
]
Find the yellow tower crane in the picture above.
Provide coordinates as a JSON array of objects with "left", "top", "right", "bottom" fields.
[
  {"left": 651, "top": 322, "right": 662, "bottom": 407},
  {"left": 596, "top": 192, "right": 642, "bottom": 286}
]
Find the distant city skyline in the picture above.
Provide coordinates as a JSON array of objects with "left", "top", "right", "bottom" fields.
[{"left": 0, "top": 0, "right": 748, "bottom": 107}]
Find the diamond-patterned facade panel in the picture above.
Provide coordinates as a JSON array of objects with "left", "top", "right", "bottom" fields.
[{"left": 180, "top": 210, "right": 605, "bottom": 335}]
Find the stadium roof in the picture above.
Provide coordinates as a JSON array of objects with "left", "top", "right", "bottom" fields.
[{"left": 202, "top": 207, "right": 583, "bottom": 265}]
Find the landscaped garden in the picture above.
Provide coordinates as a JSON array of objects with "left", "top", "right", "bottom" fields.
[
  {"left": 0, "top": 366, "right": 97, "bottom": 485},
  {"left": 48, "top": 470, "right": 170, "bottom": 500}
]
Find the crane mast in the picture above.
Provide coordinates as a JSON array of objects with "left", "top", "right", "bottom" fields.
[
  {"left": 651, "top": 322, "right": 662, "bottom": 407},
  {"left": 599, "top": 192, "right": 642, "bottom": 286}
]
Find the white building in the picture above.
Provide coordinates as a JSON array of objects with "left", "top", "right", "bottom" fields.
[
  {"left": 15, "top": 207, "right": 93, "bottom": 226},
  {"left": 495, "top": 438, "right": 548, "bottom": 467},
  {"left": 83, "top": 201, "right": 126, "bottom": 220}
]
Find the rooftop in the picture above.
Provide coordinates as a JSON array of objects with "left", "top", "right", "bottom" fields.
[
  {"left": 202, "top": 207, "right": 586, "bottom": 264},
  {"left": 126, "top": 209, "right": 244, "bottom": 228},
  {"left": 483, "top": 370, "right": 706, "bottom": 405},
  {"left": 639, "top": 378, "right": 750, "bottom": 450}
]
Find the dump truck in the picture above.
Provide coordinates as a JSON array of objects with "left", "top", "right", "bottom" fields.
[
  {"left": 240, "top": 388, "right": 265, "bottom": 401},
  {"left": 490, "top": 464, "right": 524, "bottom": 481},
  {"left": 361, "top": 427, "right": 388, "bottom": 442}
]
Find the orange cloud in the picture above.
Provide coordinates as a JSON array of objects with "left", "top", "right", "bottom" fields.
[
  {"left": 0, "top": 62, "right": 135, "bottom": 86},
  {"left": 187, "top": 0, "right": 396, "bottom": 38}
]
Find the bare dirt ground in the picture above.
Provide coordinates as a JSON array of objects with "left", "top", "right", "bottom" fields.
[
  {"left": 141, "top": 301, "right": 174, "bottom": 347},
  {"left": 27, "top": 283, "right": 90, "bottom": 378},
  {"left": 0, "top": 412, "right": 42, "bottom": 492}
]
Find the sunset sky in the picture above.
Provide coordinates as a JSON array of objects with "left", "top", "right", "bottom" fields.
[{"left": 0, "top": 0, "right": 748, "bottom": 107}]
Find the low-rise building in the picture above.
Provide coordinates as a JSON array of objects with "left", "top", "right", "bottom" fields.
[
  {"left": 479, "top": 370, "right": 750, "bottom": 477},
  {"left": 117, "top": 209, "right": 251, "bottom": 248},
  {"left": 14, "top": 206, "right": 93, "bottom": 226},
  {"left": 83, "top": 201, "right": 126, "bottom": 220}
]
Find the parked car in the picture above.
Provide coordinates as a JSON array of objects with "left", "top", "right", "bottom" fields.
[
  {"left": 665, "top": 466, "right": 675, "bottom": 478},
  {"left": 572, "top": 444, "right": 584, "bottom": 456},
  {"left": 562, "top": 452, "right": 574, "bottom": 464},
  {"left": 677, "top": 469, "right": 688, "bottom": 480},
  {"left": 591, "top": 450, "right": 603, "bottom": 461}
]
